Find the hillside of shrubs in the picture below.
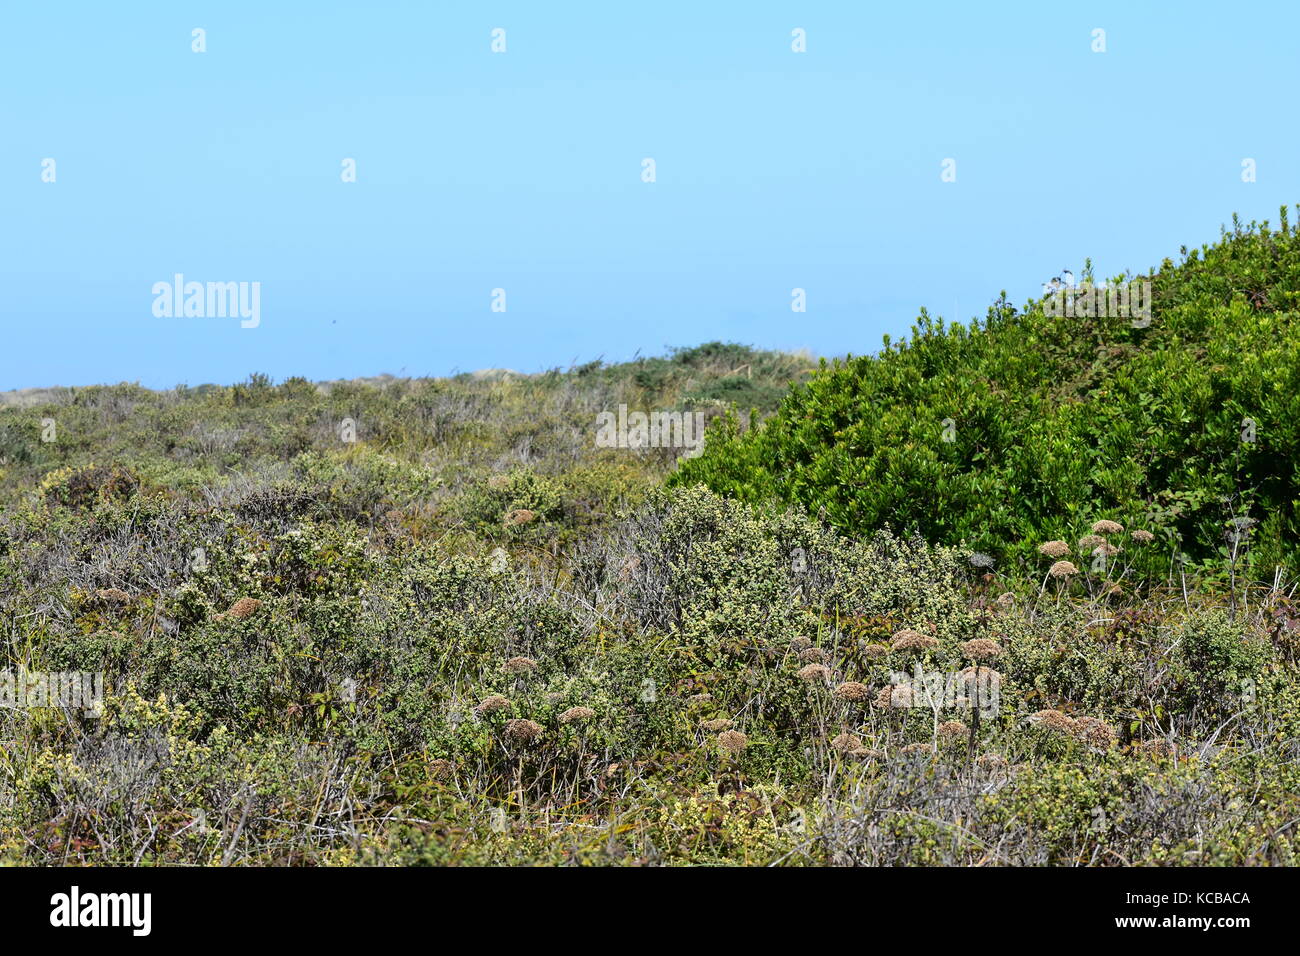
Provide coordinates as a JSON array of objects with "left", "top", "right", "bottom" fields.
[{"left": 2, "top": 218, "right": 1299, "bottom": 866}]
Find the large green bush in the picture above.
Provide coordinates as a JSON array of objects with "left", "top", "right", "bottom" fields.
[{"left": 676, "top": 209, "right": 1300, "bottom": 576}]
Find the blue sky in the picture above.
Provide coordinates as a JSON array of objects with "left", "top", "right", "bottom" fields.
[{"left": 2, "top": 1, "right": 1297, "bottom": 389}]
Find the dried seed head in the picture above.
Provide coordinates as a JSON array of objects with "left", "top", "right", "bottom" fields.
[
  {"left": 798, "top": 663, "right": 832, "bottom": 683},
  {"left": 1071, "top": 715, "right": 1117, "bottom": 749},
  {"left": 830, "top": 732, "right": 861, "bottom": 753},
  {"left": 861, "top": 642, "right": 889, "bottom": 659},
  {"left": 226, "top": 597, "right": 263, "bottom": 620},
  {"left": 503, "top": 656, "right": 538, "bottom": 674},
  {"left": 504, "top": 718, "right": 543, "bottom": 744},
  {"left": 1091, "top": 520, "right": 1124, "bottom": 535},
  {"left": 1028, "top": 709, "right": 1076, "bottom": 733},
  {"left": 558, "top": 706, "right": 595, "bottom": 724},
  {"left": 475, "top": 694, "right": 511, "bottom": 716},
  {"left": 790, "top": 636, "right": 813, "bottom": 653},
  {"left": 890, "top": 629, "right": 939, "bottom": 653},
  {"left": 700, "top": 718, "right": 734, "bottom": 732},
  {"left": 892, "top": 685, "right": 916, "bottom": 708},
  {"left": 1038, "top": 540, "right": 1071, "bottom": 559},
  {"left": 874, "top": 684, "right": 914, "bottom": 709},
  {"left": 717, "top": 730, "right": 748, "bottom": 753},
  {"left": 938, "top": 720, "right": 968, "bottom": 740},
  {"left": 1077, "top": 535, "right": 1106, "bottom": 552},
  {"left": 957, "top": 666, "right": 1002, "bottom": 685},
  {"left": 1140, "top": 738, "right": 1175, "bottom": 758},
  {"left": 504, "top": 508, "right": 537, "bottom": 526},
  {"left": 798, "top": 646, "right": 827, "bottom": 664},
  {"left": 833, "top": 681, "right": 872, "bottom": 702},
  {"left": 959, "top": 638, "right": 1003, "bottom": 661},
  {"left": 1130, "top": 529, "right": 1155, "bottom": 544},
  {"left": 1049, "top": 560, "right": 1079, "bottom": 579}
]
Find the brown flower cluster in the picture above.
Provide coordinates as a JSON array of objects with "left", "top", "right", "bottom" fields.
[
  {"left": 1049, "top": 560, "right": 1078, "bottom": 579},
  {"left": 938, "top": 720, "right": 968, "bottom": 741},
  {"left": 830, "top": 733, "right": 882, "bottom": 759},
  {"left": 1071, "top": 715, "right": 1117, "bottom": 749},
  {"left": 959, "top": 638, "right": 1003, "bottom": 661},
  {"left": 503, "top": 656, "right": 538, "bottom": 674},
  {"left": 1139, "top": 738, "right": 1175, "bottom": 758},
  {"left": 890, "top": 629, "right": 938, "bottom": 653},
  {"left": 1028, "top": 708, "right": 1076, "bottom": 732},
  {"left": 798, "top": 663, "right": 832, "bottom": 682},
  {"left": 874, "top": 684, "right": 914, "bottom": 709},
  {"left": 504, "top": 718, "right": 543, "bottom": 745},
  {"left": 833, "top": 681, "right": 871, "bottom": 702},
  {"left": 956, "top": 666, "right": 1002, "bottom": 690},
  {"left": 1027, "top": 709, "right": 1116, "bottom": 749},
  {"left": 475, "top": 694, "right": 511, "bottom": 716},
  {"left": 225, "top": 596, "right": 263, "bottom": 620},
  {"left": 1038, "top": 540, "right": 1071, "bottom": 559},
  {"left": 717, "top": 730, "right": 748, "bottom": 753},
  {"left": 830, "top": 732, "right": 861, "bottom": 753}
]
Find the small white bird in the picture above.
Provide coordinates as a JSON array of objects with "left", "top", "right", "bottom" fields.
[
  {"left": 1062, "top": 269, "right": 1075, "bottom": 289},
  {"left": 1049, "top": 277, "right": 1062, "bottom": 293}
]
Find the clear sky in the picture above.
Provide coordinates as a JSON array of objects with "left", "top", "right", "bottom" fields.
[{"left": 2, "top": 1, "right": 1297, "bottom": 389}]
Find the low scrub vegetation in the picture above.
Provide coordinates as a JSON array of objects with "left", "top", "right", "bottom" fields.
[{"left": 2, "top": 478, "right": 1296, "bottom": 865}]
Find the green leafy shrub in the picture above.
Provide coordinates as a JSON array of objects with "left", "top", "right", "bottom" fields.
[{"left": 676, "top": 209, "right": 1300, "bottom": 577}]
